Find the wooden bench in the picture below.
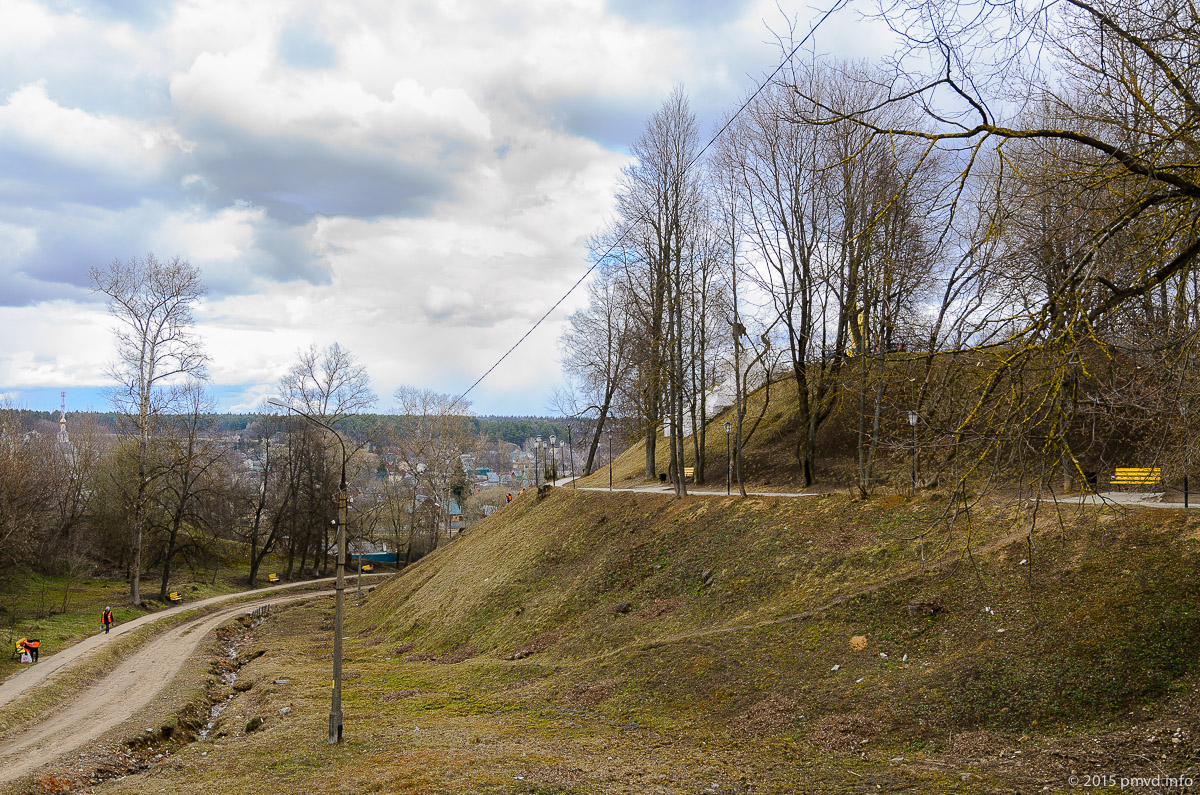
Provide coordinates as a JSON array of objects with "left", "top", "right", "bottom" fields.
[
  {"left": 683, "top": 467, "right": 694, "bottom": 481},
  {"left": 361, "top": 564, "right": 374, "bottom": 573},
  {"left": 1110, "top": 467, "right": 1162, "bottom": 486},
  {"left": 268, "top": 573, "right": 280, "bottom": 583},
  {"left": 167, "top": 591, "right": 182, "bottom": 602}
]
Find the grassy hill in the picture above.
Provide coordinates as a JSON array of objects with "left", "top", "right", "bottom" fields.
[
  {"left": 81, "top": 484, "right": 1200, "bottom": 795},
  {"left": 362, "top": 489, "right": 1200, "bottom": 733},
  {"left": 577, "top": 373, "right": 920, "bottom": 492}
]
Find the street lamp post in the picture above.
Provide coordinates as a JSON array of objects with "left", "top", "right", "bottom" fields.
[
  {"left": 268, "top": 399, "right": 346, "bottom": 745},
  {"left": 908, "top": 411, "right": 920, "bottom": 495},
  {"left": 535, "top": 436, "right": 541, "bottom": 489},
  {"left": 567, "top": 425, "right": 576, "bottom": 489},
  {"left": 549, "top": 434, "right": 557, "bottom": 486},
  {"left": 723, "top": 421, "right": 732, "bottom": 495},
  {"left": 1182, "top": 401, "right": 1191, "bottom": 509},
  {"left": 607, "top": 429, "right": 613, "bottom": 491}
]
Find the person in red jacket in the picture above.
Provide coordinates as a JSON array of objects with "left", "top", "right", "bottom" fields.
[{"left": 101, "top": 606, "right": 114, "bottom": 634}]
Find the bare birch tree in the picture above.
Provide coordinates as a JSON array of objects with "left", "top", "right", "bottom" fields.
[{"left": 91, "top": 254, "right": 207, "bottom": 606}]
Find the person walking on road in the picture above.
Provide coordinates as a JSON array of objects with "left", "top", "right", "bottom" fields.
[{"left": 101, "top": 606, "right": 113, "bottom": 634}]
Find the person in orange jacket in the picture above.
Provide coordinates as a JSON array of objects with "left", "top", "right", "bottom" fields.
[
  {"left": 101, "top": 606, "right": 114, "bottom": 634},
  {"left": 16, "top": 637, "right": 38, "bottom": 662}
]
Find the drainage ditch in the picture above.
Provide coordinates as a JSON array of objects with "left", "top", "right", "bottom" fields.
[{"left": 50, "top": 605, "right": 277, "bottom": 791}]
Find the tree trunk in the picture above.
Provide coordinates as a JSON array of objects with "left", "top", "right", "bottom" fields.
[{"left": 158, "top": 517, "right": 181, "bottom": 602}]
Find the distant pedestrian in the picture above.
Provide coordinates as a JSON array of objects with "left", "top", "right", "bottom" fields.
[
  {"left": 16, "top": 637, "right": 38, "bottom": 662},
  {"left": 101, "top": 606, "right": 114, "bottom": 634}
]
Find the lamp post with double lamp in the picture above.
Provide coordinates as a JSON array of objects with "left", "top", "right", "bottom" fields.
[
  {"left": 267, "top": 399, "right": 347, "bottom": 745},
  {"left": 549, "top": 434, "right": 557, "bottom": 486},
  {"left": 908, "top": 411, "right": 920, "bottom": 495},
  {"left": 723, "top": 420, "right": 733, "bottom": 495}
]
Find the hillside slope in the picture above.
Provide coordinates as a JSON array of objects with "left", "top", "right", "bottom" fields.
[
  {"left": 339, "top": 488, "right": 1200, "bottom": 790},
  {"left": 68, "top": 487, "right": 1200, "bottom": 795}
]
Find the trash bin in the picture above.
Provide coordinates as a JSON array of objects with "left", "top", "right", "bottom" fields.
[{"left": 659, "top": 473, "right": 667, "bottom": 483}]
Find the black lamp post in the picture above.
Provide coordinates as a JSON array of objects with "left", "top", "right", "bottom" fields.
[
  {"left": 1183, "top": 400, "right": 1191, "bottom": 509},
  {"left": 268, "top": 399, "right": 346, "bottom": 745},
  {"left": 534, "top": 436, "right": 541, "bottom": 489},
  {"left": 607, "top": 429, "right": 613, "bottom": 491},
  {"left": 567, "top": 425, "right": 576, "bottom": 489},
  {"left": 908, "top": 411, "right": 919, "bottom": 494},
  {"left": 549, "top": 434, "right": 557, "bottom": 486},
  {"left": 723, "top": 420, "right": 732, "bottom": 495}
]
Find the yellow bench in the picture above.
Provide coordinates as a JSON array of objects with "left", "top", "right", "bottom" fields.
[
  {"left": 268, "top": 573, "right": 280, "bottom": 583},
  {"left": 361, "top": 564, "right": 374, "bottom": 573},
  {"left": 683, "top": 467, "right": 695, "bottom": 481},
  {"left": 168, "top": 591, "right": 182, "bottom": 602},
  {"left": 1111, "top": 467, "right": 1162, "bottom": 486}
]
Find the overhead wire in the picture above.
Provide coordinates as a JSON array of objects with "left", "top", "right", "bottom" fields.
[{"left": 450, "top": 1, "right": 845, "bottom": 412}]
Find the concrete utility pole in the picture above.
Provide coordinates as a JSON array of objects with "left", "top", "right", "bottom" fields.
[{"left": 268, "top": 399, "right": 347, "bottom": 744}]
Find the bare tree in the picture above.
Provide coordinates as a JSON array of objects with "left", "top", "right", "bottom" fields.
[
  {"left": 278, "top": 342, "right": 375, "bottom": 572},
  {"left": 611, "top": 86, "right": 706, "bottom": 494},
  {"left": 280, "top": 342, "right": 377, "bottom": 428},
  {"left": 153, "top": 380, "right": 225, "bottom": 601},
  {"left": 796, "top": 0, "right": 1200, "bottom": 494},
  {"left": 0, "top": 408, "right": 58, "bottom": 569},
  {"left": 392, "top": 387, "right": 474, "bottom": 557},
  {"left": 240, "top": 410, "right": 290, "bottom": 586},
  {"left": 559, "top": 265, "right": 632, "bottom": 475},
  {"left": 91, "top": 254, "right": 207, "bottom": 606},
  {"left": 48, "top": 412, "right": 105, "bottom": 612}
]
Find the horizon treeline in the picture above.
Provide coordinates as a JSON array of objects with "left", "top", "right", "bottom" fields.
[{"left": 0, "top": 409, "right": 570, "bottom": 447}]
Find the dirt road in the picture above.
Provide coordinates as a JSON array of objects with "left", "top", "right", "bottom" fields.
[{"left": 0, "top": 581, "right": 358, "bottom": 785}]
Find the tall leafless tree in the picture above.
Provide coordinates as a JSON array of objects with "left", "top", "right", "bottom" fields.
[{"left": 91, "top": 254, "right": 207, "bottom": 606}]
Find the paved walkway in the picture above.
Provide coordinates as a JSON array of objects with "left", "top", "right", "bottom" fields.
[
  {"left": 559, "top": 481, "right": 1198, "bottom": 507},
  {"left": 575, "top": 485, "right": 817, "bottom": 498},
  {"left": 1051, "top": 490, "right": 1199, "bottom": 509}
]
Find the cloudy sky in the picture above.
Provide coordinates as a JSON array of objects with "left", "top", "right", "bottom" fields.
[{"left": 0, "top": 0, "right": 889, "bottom": 416}]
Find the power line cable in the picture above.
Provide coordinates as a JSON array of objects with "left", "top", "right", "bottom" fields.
[{"left": 451, "top": 1, "right": 844, "bottom": 411}]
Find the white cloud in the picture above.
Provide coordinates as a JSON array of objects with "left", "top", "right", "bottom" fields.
[
  {"left": 151, "top": 203, "right": 266, "bottom": 264},
  {"left": 0, "top": 0, "right": 56, "bottom": 52},
  {"left": 0, "top": 222, "right": 38, "bottom": 267},
  {"left": 0, "top": 81, "right": 192, "bottom": 179},
  {"left": 0, "top": 302, "right": 112, "bottom": 388},
  {"left": 170, "top": 45, "right": 492, "bottom": 152},
  {"left": 1, "top": 0, "right": 871, "bottom": 415}
]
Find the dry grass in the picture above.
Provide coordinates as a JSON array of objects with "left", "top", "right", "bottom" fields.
[{"left": 15, "top": 490, "right": 1200, "bottom": 794}]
